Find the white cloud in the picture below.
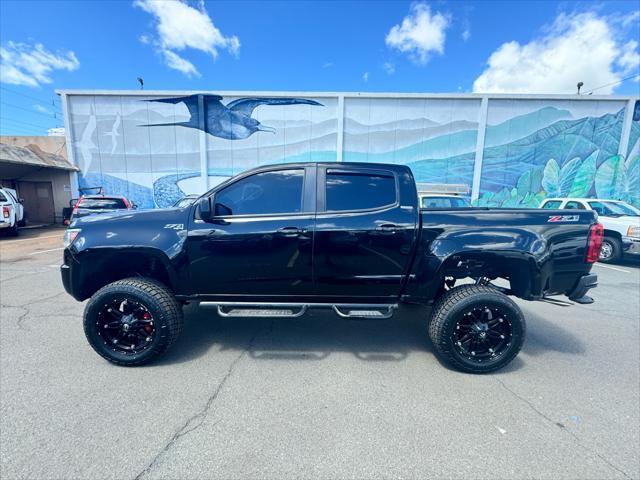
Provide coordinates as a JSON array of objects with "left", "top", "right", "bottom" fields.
[
  {"left": 134, "top": 0, "right": 240, "bottom": 76},
  {"left": 473, "top": 11, "right": 640, "bottom": 94},
  {"left": 33, "top": 104, "right": 51, "bottom": 114},
  {"left": 383, "top": 62, "right": 395, "bottom": 75},
  {"left": 0, "top": 41, "right": 79, "bottom": 88},
  {"left": 385, "top": 3, "right": 450, "bottom": 64},
  {"left": 322, "top": 62, "right": 333, "bottom": 68},
  {"left": 462, "top": 28, "right": 470, "bottom": 42},
  {"left": 363, "top": 72, "right": 369, "bottom": 82},
  {"left": 162, "top": 49, "right": 200, "bottom": 78}
]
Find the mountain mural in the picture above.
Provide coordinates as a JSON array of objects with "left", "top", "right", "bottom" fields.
[{"left": 70, "top": 94, "right": 639, "bottom": 210}]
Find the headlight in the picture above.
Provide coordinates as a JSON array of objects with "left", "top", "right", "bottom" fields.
[
  {"left": 628, "top": 226, "right": 640, "bottom": 239},
  {"left": 63, "top": 228, "right": 81, "bottom": 248}
]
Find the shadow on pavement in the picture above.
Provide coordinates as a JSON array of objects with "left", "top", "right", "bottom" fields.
[{"left": 156, "top": 301, "right": 586, "bottom": 370}]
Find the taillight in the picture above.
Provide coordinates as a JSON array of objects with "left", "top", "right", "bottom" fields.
[
  {"left": 2, "top": 206, "right": 9, "bottom": 218},
  {"left": 586, "top": 223, "right": 604, "bottom": 263}
]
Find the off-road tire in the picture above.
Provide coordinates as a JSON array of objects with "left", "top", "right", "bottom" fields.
[
  {"left": 8, "top": 222, "right": 18, "bottom": 236},
  {"left": 428, "top": 284, "right": 526, "bottom": 374},
  {"left": 599, "top": 236, "right": 621, "bottom": 263},
  {"left": 83, "top": 277, "right": 183, "bottom": 366}
]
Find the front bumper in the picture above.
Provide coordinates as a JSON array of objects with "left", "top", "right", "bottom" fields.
[
  {"left": 622, "top": 236, "right": 640, "bottom": 255},
  {"left": 60, "top": 249, "right": 83, "bottom": 300},
  {"left": 567, "top": 273, "right": 598, "bottom": 304}
]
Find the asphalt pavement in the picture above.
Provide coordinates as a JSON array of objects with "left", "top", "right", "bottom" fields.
[{"left": 1, "top": 227, "right": 639, "bottom": 480}]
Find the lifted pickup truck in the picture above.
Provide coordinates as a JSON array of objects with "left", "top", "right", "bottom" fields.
[{"left": 61, "top": 163, "right": 602, "bottom": 373}]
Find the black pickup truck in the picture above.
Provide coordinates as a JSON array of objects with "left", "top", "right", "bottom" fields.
[{"left": 61, "top": 162, "right": 602, "bottom": 373}]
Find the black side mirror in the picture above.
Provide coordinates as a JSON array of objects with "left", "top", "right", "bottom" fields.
[
  {"left": 214, "top": 202, "right": 232, "bottom": 216},
  {"left": 198, "top": 196, "right": 212, "bottom": 221}
]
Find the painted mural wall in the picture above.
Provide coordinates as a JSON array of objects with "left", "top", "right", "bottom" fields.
[
  {"left": 66, "top": 93, "right": 639, "bottom": 209},
  {"left": 68, "top": 94, "right": 337, "bottom": 208},
  {"left": 477, "top": 99, "right": 639, "bottom": 208}
]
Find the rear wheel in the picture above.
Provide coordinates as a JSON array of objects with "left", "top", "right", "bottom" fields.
[
  {"left": 8, "top": 222, "right": 18, "bottom": 236},
  {"left": 83, "top": 277, "right": 183, "bottom": 366},
  {"left": 599, "top": 236, "right": 621, "bottom": 263},
  {"left": 428, "top": 285, "right": 525, "bottom": 374}
]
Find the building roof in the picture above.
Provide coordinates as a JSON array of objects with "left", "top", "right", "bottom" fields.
[{"left": 0, "top": 138, "right": 78, "bottom": 172}]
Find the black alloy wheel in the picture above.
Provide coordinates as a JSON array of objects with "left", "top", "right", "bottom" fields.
[
  {"left": 96, "top": 298, "right": 156, "bottom": 354},
  {"left": 429, "top": 284, "right": 525, "bottom": 373},
  {"left": 452, "top": 305, "right": 513, "bottom": 362},
  {"left": 84, "top": 277, "right": 183, "bottom": 366}
]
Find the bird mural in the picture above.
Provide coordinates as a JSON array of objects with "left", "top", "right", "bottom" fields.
[{"left": 141, "top": 94, "right": 324, "bottom": 139}]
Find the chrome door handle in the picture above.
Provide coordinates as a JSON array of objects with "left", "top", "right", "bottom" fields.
[
  {"left": 276, "top": 227, "right": 304, "bottom": 237},
  {"left": 375, "top": 224, "right": 397, "bottom": 234}
]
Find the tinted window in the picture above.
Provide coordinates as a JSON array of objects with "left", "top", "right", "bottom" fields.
[
  {"left": 588, "top": 201, "right": 609, "bottom": 215},
  {"left": 421, "top": 196, "right": 470, "bottom": 208},
  {"left": 174, "top": 197, "right": 197, "bottom": 208},
  {"left": 0, "top": 192, "right": 7, "bottom": 202},
  {"left": 564, "top": 201, "right": 585, "bottom": 210},
  {"left": 326, "top": 171, "right": 395, "bottom": 211},
  {"left": 214, "top": 169, "right": 304, "bottom": 216},
  {"left": 80, "top": 198, "right": 126, "bottom": 209},
  {"left": 542, "top": 200, "right": 562, "bottom": 209}
]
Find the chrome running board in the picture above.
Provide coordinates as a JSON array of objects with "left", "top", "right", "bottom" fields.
[{"left": 201, "top": 302, "right": 398, "bottom": 319}]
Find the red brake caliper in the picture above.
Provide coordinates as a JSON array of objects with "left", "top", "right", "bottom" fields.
[{"left": 142, "top": 311, "right": 154, "bottom": 334}]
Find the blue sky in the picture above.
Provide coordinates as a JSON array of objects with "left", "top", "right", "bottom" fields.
[{"left": 0, "top": 0, "right": 638, "bottom": 135}]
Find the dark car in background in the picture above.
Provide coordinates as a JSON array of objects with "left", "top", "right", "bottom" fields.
[{"left": 70, "top": 195, "right": 136, "bottom": 221}]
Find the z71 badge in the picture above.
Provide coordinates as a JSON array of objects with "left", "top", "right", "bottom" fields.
[
  {"left": 163, "top": 223, "right": 184, "bottom": 230},
  {"left": 548, "top": 215, "right": 580, "bottom": 222}
]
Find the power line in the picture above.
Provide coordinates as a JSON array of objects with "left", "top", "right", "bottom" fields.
[
  {"left": 0, "top": 87, "right": 63, "bottom": 117},
  {"left": 0, "top": 116, "right": 53, "bottom": 129},
  {"left": 0, "top": 100, "right": 62, "bottom": 120},
  {"left": 0, "top": 121, "right": 45, "bottom": 134},
  {"left": 0, "top": 85, "right": 61, "bottom": 107},
  {"left": 584, "top": 73, "right": 640, "bottom": 95}
]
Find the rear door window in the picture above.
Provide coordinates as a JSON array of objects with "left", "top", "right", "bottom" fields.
[
  {"left": 564, "top": 201, "right": 586, "bottom": 210},
  {"left": 325, "top": 170, "right": 396, "bottom": 211}
]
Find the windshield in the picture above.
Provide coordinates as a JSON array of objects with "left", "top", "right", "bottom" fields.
[
  {"left": 589, "top": 200, "right": 639, "bottom": 216},
  {"left": 602, "top": 201, "right": 639, "bottom": 216},
  {"left": 421, "top": 196, "right": 470, "bottom": 208},
  {"left": 79, "top": 198, "right": 126, "bottom": 209}
]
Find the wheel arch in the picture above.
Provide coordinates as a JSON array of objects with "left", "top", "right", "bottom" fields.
[{"left": 73, "top": 248, "right": 179, "bottom": 300}]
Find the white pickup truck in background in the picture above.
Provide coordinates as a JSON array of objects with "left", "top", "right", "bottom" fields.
[
  {"left": 540, "top": 197, "right": 640, "bottom": 262},
  {"left": 0, "top": 187, "right": 25, "bottom": 236}
]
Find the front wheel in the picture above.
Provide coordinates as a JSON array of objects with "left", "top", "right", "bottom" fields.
[
  {"left": 428, "top": 285, "right": 526, "bottom": 374},
  {"left": 83, "top": 277, "right": 183, "bottom": 366},
  {"left": 599, "top": 236, "right": 621, "bottom": 263}
]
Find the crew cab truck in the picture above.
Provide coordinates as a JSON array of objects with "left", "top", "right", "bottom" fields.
[{"left": 61, "top": 163, "right": 602, "bottom": 373}]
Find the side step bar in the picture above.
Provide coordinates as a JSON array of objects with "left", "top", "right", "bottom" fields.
[{"left": 202, "top": 302, "right": 398, "bottom": 319}]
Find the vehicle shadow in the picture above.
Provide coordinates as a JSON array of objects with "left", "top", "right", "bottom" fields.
[
  {"left": 157, "top": 303, "right": 431, "bottom": 366},
  {"left": 519, "top": 310, "right": 585, "bottom": 356},
  {"left": 157, "top": 302, "right": 586, "bottom": 369}
]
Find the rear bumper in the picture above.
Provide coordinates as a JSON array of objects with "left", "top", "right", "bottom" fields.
[
  {"left": 0, "top": 222, "right": 11, "bottom": 229},
  {"left": 567, "top": 273, "right": 598, "bottom": 302},
  {"left": 622, "top": 236, "right": 640, "bottom": 255}
]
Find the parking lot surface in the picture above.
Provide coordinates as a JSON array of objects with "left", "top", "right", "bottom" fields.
[{"left": 1, "top": 227, "right": 639, "bottom": 480}]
